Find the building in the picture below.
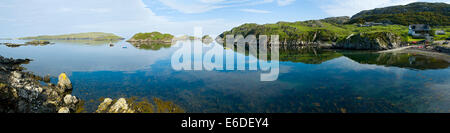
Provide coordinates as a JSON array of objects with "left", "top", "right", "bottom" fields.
[
  {"left": 408, "top": 24, "right": 431, "bottom": 38},
  {"left": 435, "top": 30, "right": 445, "bottom": 35}
]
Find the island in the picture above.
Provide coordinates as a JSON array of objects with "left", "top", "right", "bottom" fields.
[
  {"left": 18, "top": 32, "right": 124, "bottom": 41},
  {"left": 127, "top": 32, "right": 174, "bottom": 43},
  {"left": 1, "top": 40, "right": 52, "bottom": 48}
]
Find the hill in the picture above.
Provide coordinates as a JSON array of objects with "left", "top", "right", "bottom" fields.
[
  {"left": 219, "top": 19, "right": 408, "bottom": 44},
  {"left": 18, "top": 32, "right": 124, "bottom": 41},
  {"left": 348, "top": 2, "right": 450, "bottom": 26}
]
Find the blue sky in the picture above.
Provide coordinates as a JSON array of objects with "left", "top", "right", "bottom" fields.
[{"left": 0, "top": 0, "right": 448, "bottom": 38}]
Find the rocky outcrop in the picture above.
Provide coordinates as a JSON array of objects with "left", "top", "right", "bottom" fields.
[
  {"left": 434, "top": 45, "right": 450, "bottom": 54},
  {"left": 25, "top": 40, "right": 50, "bottom": 45},
  {"left": 333, "top": 32, "right": 404, "bottom": 50},
  {"left": 320, "top": 16, "right": 350, "bottom": 24},
  {"left": 0, "top": 56, "right": 79, "bottom": 113},
  {"left": 95, "top": 98, "right": 135, "bottom": 113}
]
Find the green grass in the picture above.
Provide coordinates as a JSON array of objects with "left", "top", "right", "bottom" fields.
[
  {"left": 432, "top": 26, "right": 450, "bottom": 40},
  {"left": 18, "top": 32, "right": 124, "bottom": 41},
  {"left": 221, "top": 20, "right": 450, "bottom": 44},
  {"left": 130, "top": 32, "right": 174, "bottom": 41},
  {"left": 221, "top": 21, "right": 412, "bottom": 43}
]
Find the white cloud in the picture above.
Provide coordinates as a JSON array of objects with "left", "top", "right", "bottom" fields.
[
  {"left": 320, "top": 0, "right": 419, "bottom": 16},
  {"left": 240, "top": 9, "right": 272, "bottom": 14},
  {"left": 157, "top": 0, "right": 295, "bottom": 14},
  {"left": 0, "top": 0, "right": 238, "bottom": 38}
]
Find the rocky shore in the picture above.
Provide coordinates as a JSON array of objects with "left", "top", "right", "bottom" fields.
[
  {"left": 0, "top": 56, "right": 184, "bottom": 113},
  {"left": 0, "top": 56, "right": 78, "bottom": 113},
  {"left": 0, "top": 56, "right": 134, "bottom": 113}
]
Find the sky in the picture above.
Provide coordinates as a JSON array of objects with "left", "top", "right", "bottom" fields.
[{"left": 0, "top": 0, "right": 448, "bottom": 38}]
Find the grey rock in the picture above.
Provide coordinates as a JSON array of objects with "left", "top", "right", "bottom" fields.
[
  {"left": 58, "top": 107, "right": 70, "bottom": 113},
  {"left": 334, "top": 32, "right": 404, "bottom": 50}
]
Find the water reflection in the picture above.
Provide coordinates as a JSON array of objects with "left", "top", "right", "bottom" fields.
[
  {"left": 343, "top": 51, "right": 450, "bottom": 70},
  {"left": 1, "top": 39, "right": 449, "bottom": 113},
  {"left": 129, "top": 42, "right": 173, "bottom": 51}
]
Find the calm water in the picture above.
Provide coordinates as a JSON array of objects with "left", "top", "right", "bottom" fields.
[{"left": 1, "top": 39, "right": 449, "bottom": 113}]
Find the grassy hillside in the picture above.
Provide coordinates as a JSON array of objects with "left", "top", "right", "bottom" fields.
[
  {"left": 348, "top": 2, "right": 450, "bottom": 26},
  {"left": 220, "top": 20, "right": 410, "bottom": 43},
  {"left": 18, "top": 32, "right": 124, "bottom": 41}
]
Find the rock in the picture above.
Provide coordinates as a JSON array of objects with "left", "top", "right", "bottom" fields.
[
  {"left": 12, "top": 71, "right": 22, "bottom": 78},
  {"left": 96, "top": 98, "right": 113, "bottom": 113},
  {"left": 1, "top": 56, "right": 79, "bottom": 113},
  {"left": 434, "top": 45, "right": 450, "bottom": 54},
  {"left": 25, "top": 40, "right": 50, "bottom": 45},
  {"left": 63, "top": 94, "right": 78, "bottom": 105},
  {"left": 109, "top": 98, "right": 135, "bottom": 113},
  {"left": 96, "top": 98, "right": 135, "bottom": 113},
  {"left": 334, "top": 32, "right": 404, "bottom": 50},
  {"left": 43, "top": 74, "right": 51, "bottom": 83},
  {"left": 58, "top": 107, "right": 70, "bottom": 113},
  {"left": 57, "top": 73, "right": 72, "bottom": 92}
]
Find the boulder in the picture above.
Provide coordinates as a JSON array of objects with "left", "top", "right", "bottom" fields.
[
  {"left": 63, "top": 94, "right": 78, "bottom": 105},
  {"left": 57, "top": 73, "right": 72, "bottom": 92},
  {"left": 109, "top": 98, "right": 135, "bottom": 113},
  {"left": 96, "top": 98, "right": 113, "bottom": 113}
]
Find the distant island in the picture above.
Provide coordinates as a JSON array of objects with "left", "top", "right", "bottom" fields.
[
  {"left": 18, "top": 32, "right": 124, "bottom": 41},
  {"left": 127, "top": 32, "right": 174, "bottom": 43}
]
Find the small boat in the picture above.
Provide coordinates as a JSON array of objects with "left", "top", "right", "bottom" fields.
[{"left": 122, "top": 46, "right": 127, "bottom": 48}]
